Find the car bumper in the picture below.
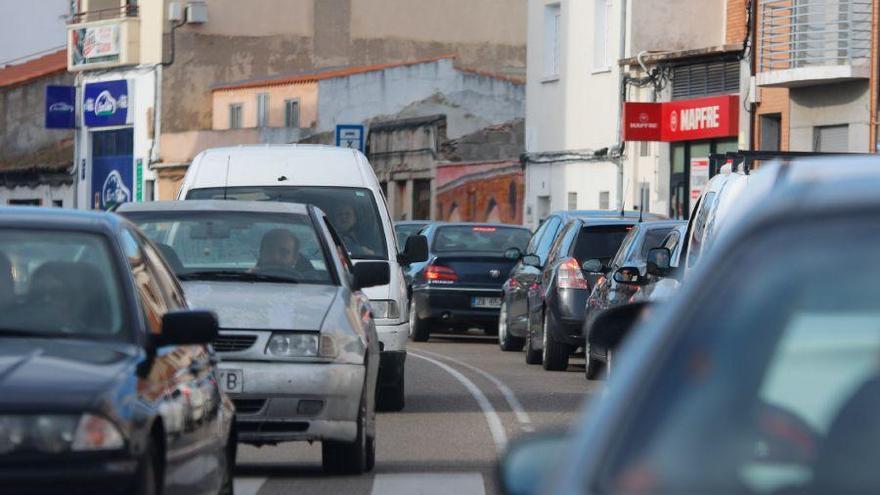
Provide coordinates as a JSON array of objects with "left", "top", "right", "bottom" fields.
[
  {"left": 376, "top": 321, "right": 408, "bottom": 352},
  {"left": 0, "top": 455, "right": 138, "bottom": 494},
  {"left": 546, "top": 288, "right": 589, "bottom": 346},
  {"left": 413, "top": 287, "right": 504, "bottom": 324},
  {"left": 220, "top": 360, "right": 365, "bottom": 445}
]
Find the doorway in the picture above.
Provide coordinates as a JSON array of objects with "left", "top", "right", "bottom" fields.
[{"left": 669, "top": 138, "right": 737, "bottom": 219}]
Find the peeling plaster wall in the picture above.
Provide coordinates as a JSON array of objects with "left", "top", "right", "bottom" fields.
[{"left": 0, "top": 73, "right": 74, "bottom": 159}]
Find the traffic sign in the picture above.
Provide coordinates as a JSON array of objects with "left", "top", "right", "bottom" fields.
[{"left": 335, "top": 124, "right": 366, "bottom": 152}]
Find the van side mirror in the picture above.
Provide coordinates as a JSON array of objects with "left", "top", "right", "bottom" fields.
[
  {"left": 352, "top": 261, "right": 391, "bottom": 290},
  {"left": 157, "top": 310, "right": 219, "bottom": 346},
  {"left": 587, "top": 302, "right": 652, "bottom": 351},
  {"left": 398, "top": 234, "right": 428, "bottom": 265},
  {"left": 646, "top": 247, "right": 672, "bottom": 276},
  {"left": 613, "top": 266, "right": 645, "bottom": 285},
  {"left": 498, "top": 430, "right": 569, "bottom": 495}
]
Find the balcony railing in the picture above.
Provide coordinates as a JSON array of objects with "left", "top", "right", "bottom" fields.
[
  {"left": 68, "top": 5, "right": 139, "bottom": 25},
  {"left": 759, "top": 0, "right": 872, "bottom": 72}
]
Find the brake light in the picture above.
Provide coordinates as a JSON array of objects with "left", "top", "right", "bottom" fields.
[
  {"left": 426, "top": 265, "right": 458, "bottom": 283},
  {"left": 472, "top": 226, "right": 497, "bottom": 232},
  {"left": 557, "top": 258, "right": 589, "bottom": 290}
]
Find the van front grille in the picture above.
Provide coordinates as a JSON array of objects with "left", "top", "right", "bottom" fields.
[{"left": 214, "top": 334, "right": 257, "bottom": 352}]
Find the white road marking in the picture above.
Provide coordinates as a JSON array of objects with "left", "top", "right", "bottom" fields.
[
  {"left": 234, "top": 477, "right": 267, "bottom": 495},
  {"left": 415, "top": 348, "right": 534, "bottom": 432},
  {"left": 410, "top": 352, "right": 508, "bottom": 452},
  {"left": 371, "top": 473, "right": 485, "bottom": 495}
]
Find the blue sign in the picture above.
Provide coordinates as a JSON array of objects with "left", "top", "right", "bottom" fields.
[
  {"left": 92, "top": 155, "right": 133, "bottom": 210},
  {"left": 83, "top": 80, "right": 129, "bottom": 127},
  {"left": 45, "top": 86, "right": 76, "bottom": 129},
  {"left": 335, "top": 124, "right": 366, "bottom": 153}
]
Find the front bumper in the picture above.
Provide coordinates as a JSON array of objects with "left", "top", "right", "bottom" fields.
[
  {"left": 546, "top": 287, "right": 590, "bottom": 346},
  {"left": 220, "top": 360, "right": 365, "bottom": 445},
  {"left": 413, "top": 287, "right": 504, "bottom": 325},
  {"left": 0, "top": 454, "right": 137, "bottom": 494}
]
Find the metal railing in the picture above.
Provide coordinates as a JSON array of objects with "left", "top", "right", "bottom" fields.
[
  {"left": 68, "top": 5, "right": 139, "bottom": 24},
  {"left": 759, "top": 0, "right": 872, "bottom": 71}
]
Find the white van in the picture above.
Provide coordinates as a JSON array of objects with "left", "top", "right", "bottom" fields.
[{"left": 177, "top": 145, "right": 427, "bottom": 411}]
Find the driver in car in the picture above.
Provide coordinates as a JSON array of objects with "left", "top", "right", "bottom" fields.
[{"left": 256, "top": 229, "right": 318, "bottom": 280}]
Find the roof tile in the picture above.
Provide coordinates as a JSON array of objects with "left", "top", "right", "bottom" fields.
[{"left": 0, "top": 50, "right": 68, "bottom": 90}]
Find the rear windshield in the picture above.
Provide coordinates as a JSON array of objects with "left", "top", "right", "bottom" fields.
[
  {"left": 573, "top": 225, "right": 633, "bottom": 263},
  {"left": 433, "top": 225, "right": 530, "bottom": 254},
  {"left": 187, "top": 186, "right": 387, "bottom": 260}
]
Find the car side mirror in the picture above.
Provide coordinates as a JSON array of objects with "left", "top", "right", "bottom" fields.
[
  {"left": 522, "top": 254, "right": 541, "bottom": 268},
  {"left": 646, "top": 247, "right": 672, "bottom": 277},
  {"left": 157, "top": 310, "right": 219, "bottom": 346},
  {"left": 613, "top": 266, "right": 645, "bottom": 285},
  {"left": 498, "top": 430, "right": 569, "bottom": 495},
  {"left": 505, "top": 247, "right": 523, "bottom": 260},
  {"left": 587, "top": 302, "right": 652, "bottom": 351},
  {"left": 352, "top": 261, "right": 391, "bottom": 290},
  {"left": 581, "top": 258, "right": 604, "bottom": 274},
  {"left": 398, "top": 234, "right": 428, "bottom": 265}
]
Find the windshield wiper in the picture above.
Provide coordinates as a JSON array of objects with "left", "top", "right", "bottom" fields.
[{"left": 177, "top": 270, "right": 299, "bottom": 284}]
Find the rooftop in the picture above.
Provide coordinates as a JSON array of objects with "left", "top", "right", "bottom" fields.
[{"left": 0, "top": 49, "right": 68, "bottom": 90}]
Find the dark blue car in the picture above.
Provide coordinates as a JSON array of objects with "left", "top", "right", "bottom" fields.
[{"left": 407, "top": 223, "right": 531, "bottom": 341}]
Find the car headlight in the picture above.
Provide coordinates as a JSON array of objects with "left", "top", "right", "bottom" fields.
[
  {"left": 370, "top": 300, "right": 400, "bottom": 319},
  {"left": 266, "top": 333, "right": 320, "bottom": 357},
  {"left": 0, "top": 414, "right": 124, "bottom": 455}
]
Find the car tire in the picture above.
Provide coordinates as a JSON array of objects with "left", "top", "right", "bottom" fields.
[
  {"left": 524, "top": 312, "right": 543, "bottom": 365},
  {"left": 322, "top": 392, "right": 369, "bottom": 475},
  {"left": 541, "top": 312, "right": 570, "bottom": 371},
  {"left": 498, "top": 302, "right": 525, "bottom": 352},
  {"left": 377, "top": 372, "right": 405, "bottom": 412},
  {"left": 133, "top": 438, "right": 160, "bottom": 495},
  {"left": 410, "top": 299, "right": 431, "bottom": 342},
  {"left": 585, "top": 343, "right": 601, "bottom": 381}
]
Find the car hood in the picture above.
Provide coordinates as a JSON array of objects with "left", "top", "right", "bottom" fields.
[
  {"left": 182, "top": 281, "right": 338, "bottom": 330},
  {"left": 0, "top": 338, "right": 136, "bottom": 412}
]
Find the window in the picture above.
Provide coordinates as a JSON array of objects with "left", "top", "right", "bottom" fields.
[
  {"left": 229, "top": 104, "right": 243, "bottom": 129},
  {"left": 593, "top": 0, "right": 612, "bottom": 71},
  {"left": 284, "top": 99, "right": 301, "bottom": 128},
  {"left": 814, "top": 124, "right": 849, "bottom": 153},
  {"left": 573, "top": 225, "right": 633, "bottom": 264},
  {"left": 52, "top": 200, "right": 63, "bottom": 208},
  {"left": 567, "top": 192, "right": 578, "bottom": 210},
  {"left": 543, "top": 4, "right": 561, "bottom": 77},
  {"left": 640, "top": 140, "right": 650, "bottom": 157},
  {"left": 759, "top": 114, "right": 782, "bottom": 151},
  {"left": 433, "top": 225, "right": 531, "bottom": 254},
  {"left": 599, "top": 191, "right": 610, "bottom": 210},
  {"left": 639, "top": 182, "right": 651, "bottom": 213},
  {"left": 7, "top": 199, "right": 40, "bottom": 206},
  {"left": 413, "top": 179, "right": 431, "bottom": 220},
  {"left": 671, "top": 60, "right": 740, "bottom": 100},
  {"left": 256, "top": 93, "right": 269, "bottom": 127},
  {"left": 534, "top": 216, "right": 563, "bottom": 264}
]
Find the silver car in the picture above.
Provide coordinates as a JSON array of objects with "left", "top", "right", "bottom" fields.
[{"left": 118, "top": 200, "right": 385, "bottom": 474}]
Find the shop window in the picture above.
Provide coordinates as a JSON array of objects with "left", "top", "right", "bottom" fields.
[
  {"left": 543, "top": 4, "right": 561, "bottom": 77},
  {"left": 229, "top": 104, "right": 243, "bottom": 129},
  {"left": 285, "top": 99, "right": 300, "bottom": 128}
]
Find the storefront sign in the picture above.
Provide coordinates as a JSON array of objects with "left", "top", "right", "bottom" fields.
[
  {"left": 71, "top": 24, "right": 120, "bottom": 68},
  {"left": 690, "top": 158, "right": 710, "bottom": 201},
  {"left": 83, "top": 80, "right": 129, "bottom": 127},
  {"left": 622, "top": 95, "right": 739, "bottom": 142},
  {"left": 92, "top": 157, "right": 133, "bottom": 210},
  {"left": 45, "top": 86, "right": 76, "bottom": 129}
]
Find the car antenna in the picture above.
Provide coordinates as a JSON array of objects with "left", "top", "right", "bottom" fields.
[
  {"left": 223, "top": 154, "right": 231, "bottom": 200},
  {"left": 638, "top": 205, "right": 644, "bottom": 223}
]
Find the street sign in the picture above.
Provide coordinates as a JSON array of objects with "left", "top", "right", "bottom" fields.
[
  {"left": 335, "top": 124, "right": 366, "bottom": 152},
  {"left": 83, "top": 80, "right": 130, "bottom": 127},
  {"left": 45, "top": 86, "right": 76, "bottom": 129}
]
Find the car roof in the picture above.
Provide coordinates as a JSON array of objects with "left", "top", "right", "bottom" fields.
[
  {"left": 394, "top": 221, "right": 431, "bottom": 226},
  {"left": 431, "top": 222, "right": 530, "bottom": 230},
  {"left": 117, "top": 200, "right": 311, "bottom": 215},
  {"left": 553, "top": 209, "right": 668, "bottom": 221},
  {"left": 0, "top": 206, "right": 122, "bottom": 234}
]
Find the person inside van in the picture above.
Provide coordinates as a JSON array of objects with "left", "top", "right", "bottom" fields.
[
  {"left": 333, "top": 203, "right": 376, "bottom": 256},
  {"left": 256, "top": 228, "right": 318, "bottom": 279}
]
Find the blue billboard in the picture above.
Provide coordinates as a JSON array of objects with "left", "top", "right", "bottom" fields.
[
  {"left": 83, "top": 80, "right": 129, "bottom": 127},
  {"left": 45, "top": 86, "right": 76, "bottom": 129}
]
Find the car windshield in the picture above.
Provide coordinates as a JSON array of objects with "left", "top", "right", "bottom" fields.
[
  {"left": 599, "top": 219, "right": 880, "bottom": 495},
  {"left": 433, "top": 225, "right": 530, "bottom": 254},
  {"left": 573, "top": 225, "right": 632, "bottom": 263},
  {"left": 395, "top": 223, "right": 427, "bottom": 252},
  {"left": 126, "top": 211, "right": 334, "bottom": 285},
  {"left": 0, "top": 229, "right": 127, "bottom": 339},
  {"left": 186, "top": 186, "right": 387, "bottom": 260}
]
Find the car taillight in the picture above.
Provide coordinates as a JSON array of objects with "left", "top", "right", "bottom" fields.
[
  {"left": 557, "top": 258, "right": 589, "bottom": 290},
  {"left": 426, "top": 264, "right": 458, "bottom": 283}
]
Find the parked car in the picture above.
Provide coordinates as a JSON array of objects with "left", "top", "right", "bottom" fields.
[
  {"left": 408, "top": 223, "right": 531, "bottom": 341},
  {"left": 631, "top": 223, "right": 689, "bottom": 304},
  {"left": 520, "top": 216, "right": 647, "bottom": 371},
  {"left": 119, "top": 200, "right": 388, "bottom": 474},
  {"left": 395, "top": 221, "right": 431, "bottom": 252},
  {"left": 500, "top": 210, "right": 665, "bottom": 354},
  {"left": 582, "top": 220, "right": 685, "bottom": 379},
  {"left": 499, "top": 159, "right": 880, "bottom": 495},
  {"left": 176, "top": 145, "right": 428, "bottom": 411},
  {"left": 0, "top": 207, "right": 233, "bottom": 495}
]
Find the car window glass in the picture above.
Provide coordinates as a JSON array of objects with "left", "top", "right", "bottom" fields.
[
  {"left": 598, "top": 220, "right": 880, "bottom": 495},
  {"left": 324, "top": 216, "right": 354, "bottom": 279},
  {"left": 546, "top": 221, "right": 578, "bottom": 267},
  {"left": 433, "top": 226, "right": 531, "bottom": 254},
  {"left": 573, "top": 225, "right": 632, "bottom": 265},
  {"left": 639, "top": 227, "right": 675, "bottom": 258},
  {"left": 687, "top": 191, "right": 717, "bottom": 268},
  {"left": 610, "top": 226, "right": 639, "bottom": 268},
  {"left": 663, "top": 231, "right": 681, "bottom": 251},
  {"left": 122, "top": 228, "right": 167, "bottom": 335},
  {"left": 534, "top": 217, "right": 562, "bottom": 264},
  {"left": 395, "top": 224, "right": 427, "bottom": 252},
  {"left": 526, "top": 219, "right": 552, "bottom": 255},
  {"left": 136, "top": 233, "right": 186, "bottom": 310}
]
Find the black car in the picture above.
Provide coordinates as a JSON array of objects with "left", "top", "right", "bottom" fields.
[
  {"left": 408, "top": 223, "right": 531, "bottom": 341},
  {"left": 499, "top": 211, "right": 665, "bottom": 355},
  {"left": 0, "top": 207, "right": 234, "bottom": 495},
  {"left": 583, "top": 219, "right": 686, "bottom": 379}
]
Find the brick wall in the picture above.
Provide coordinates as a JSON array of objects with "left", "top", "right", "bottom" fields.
[
  {"left": 756, "top": 87, "right": 790, "bottom": 150},
  {"left": 726, "top": 0, "right": 748, "bottom": 45},
  {"left": 435, "top": 161, "right": 524, "bottom": 224}
]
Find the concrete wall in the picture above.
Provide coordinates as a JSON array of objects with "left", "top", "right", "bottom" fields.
[
  {"left": 788, "top": 81, "right": 870, "bottom": 152},
  {"left": 629, "top": 0, "right": 725, "bottom": 54},
  {"left": 525, "top": 0, "right": 566, "bottom": 153},
  {"left": 0, "top": 72, "right": 74, "bottom": 159},
  {"left": 212, "top": 83, "right": 318, "bottom": 130},
  {"left": 317, "top": 59, "right": 524, "bottom": 139},
  {"left": 0, "top": 182, "right": 73, "bottom": 207}
]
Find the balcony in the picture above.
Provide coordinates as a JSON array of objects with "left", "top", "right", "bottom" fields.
[
  {"left": 67, "top": 6, "right": 140, "bottom": 71},
  {"left": 757, "top": 0, "right": 872, "bottom": 88}
]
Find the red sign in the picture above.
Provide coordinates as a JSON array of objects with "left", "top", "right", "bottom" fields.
[{"left": 622, "top": 95, "right": 739, "bottom": 142}]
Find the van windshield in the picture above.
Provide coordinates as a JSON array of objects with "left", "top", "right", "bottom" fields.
[{"left": 187, "top": 186, "right": 387, "bottom": 260}]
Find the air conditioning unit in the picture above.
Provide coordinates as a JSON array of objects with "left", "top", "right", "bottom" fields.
[
  {"left": 186, "top": 1, "right": 207, "bottom": 24},
  {"left": 168, "top": 2, "right": 183, "bottom": 22}
]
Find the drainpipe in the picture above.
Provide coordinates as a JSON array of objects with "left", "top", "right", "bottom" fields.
[
  {"left": 871, "top": 0, "right": 879, "bottom": 152},
  {"left": 614, "top": 0, "right": 629, "bottom": 210}
]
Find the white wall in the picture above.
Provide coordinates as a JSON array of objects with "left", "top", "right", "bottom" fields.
[
  {"left": 526, "top": 0, "right": 566, "bottom": 153},
  {"left": 0, "top": 183, "right": 73, "bottom": 207}
]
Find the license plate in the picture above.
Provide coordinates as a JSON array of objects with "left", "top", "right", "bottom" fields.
[
  {"left": 472, "top": 297, "right": 502, "bottom": 309},
  {"left": 218, "top": 369, "right": 243, "bottom": 393}
]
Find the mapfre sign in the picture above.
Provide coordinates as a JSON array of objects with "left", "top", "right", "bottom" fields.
[{"left": 623, "top": 95, "right": 739, "bottom": 142}]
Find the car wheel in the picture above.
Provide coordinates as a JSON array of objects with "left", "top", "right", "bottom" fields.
[
  {"left": 585, "top": 343, "right": 601, "bottom": 380},
  {"left": 498, "top": 302, "right": 525, "bottom": 352},
  {"left": 524, "top": 312, "right": 543, "bottom": 365},
  {"left": 322, "top": 391, "right": 369, "bottom": 474},
  {"left": 133, "top": 438, "right": 160, "bottom": 495},
  {"left": 541, "top": 312, "right": 570, "bottom": 371},
  {"left": 377, "top": 371, "right": 405, "bottom": 412},
  {"left": 410, "top": 299, "right": 430, "bottom": 342}
]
